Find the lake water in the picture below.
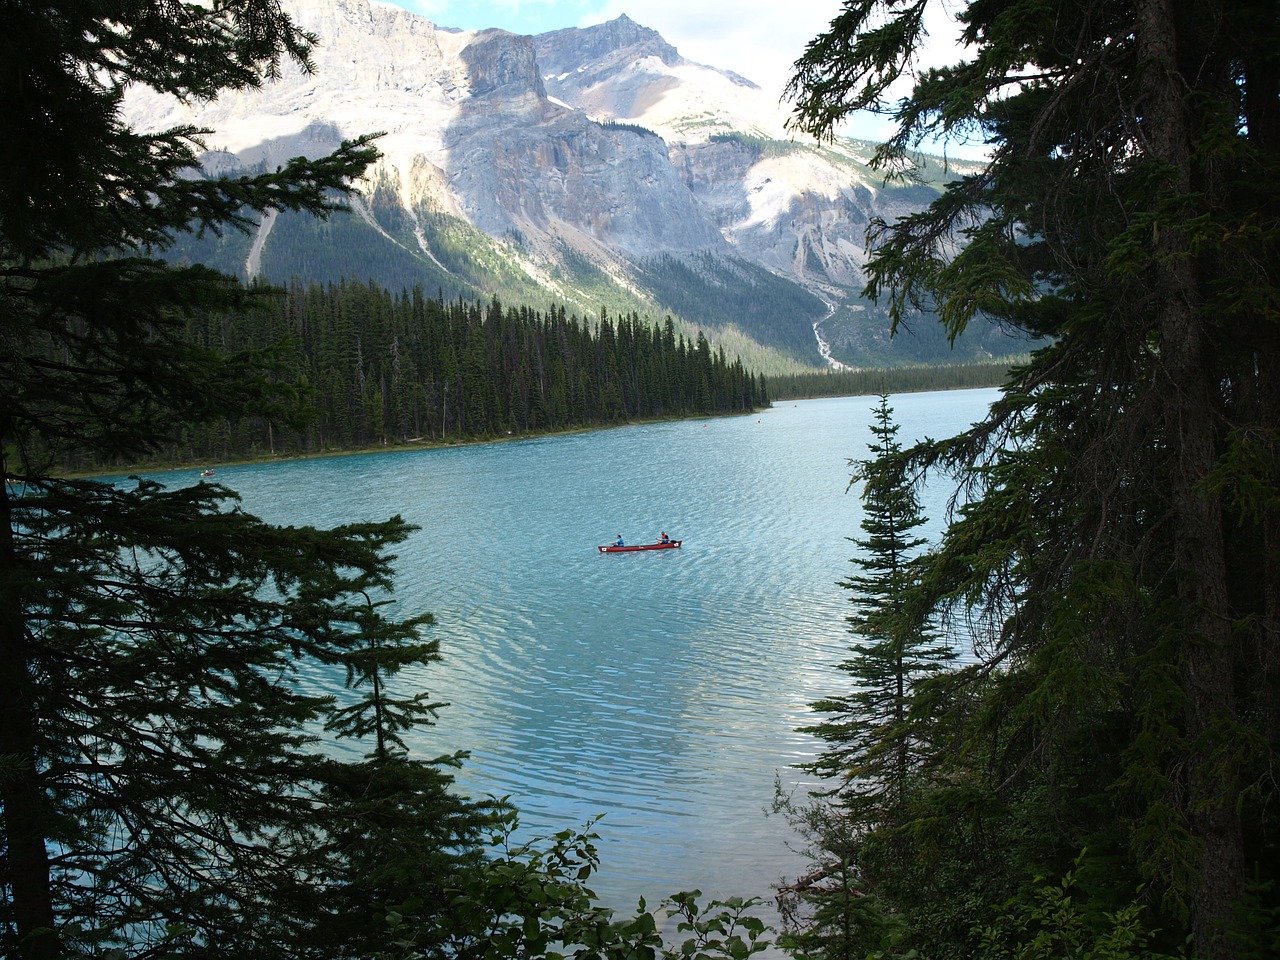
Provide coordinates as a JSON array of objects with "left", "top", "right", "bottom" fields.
[{"left": 149, "top": 388, "right": 997, "bottom": 918}]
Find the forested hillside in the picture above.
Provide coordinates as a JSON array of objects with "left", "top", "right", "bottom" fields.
[
  {"left": 767, "top": 359, "right": 1019, "bottom": 400},
  {"left": 56, "top": 281, "right": 766, "bottom": 472}
]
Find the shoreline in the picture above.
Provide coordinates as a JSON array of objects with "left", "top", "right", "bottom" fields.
[
  {"left": 74, "top": 380, "right": 1007, "bottom": 480},
  {"left": 72, "top": 408, "right": 759, "bottom": 479}
]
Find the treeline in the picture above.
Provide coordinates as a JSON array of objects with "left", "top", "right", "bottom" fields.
[
  {"left": 154, "top": 280, "right": 767, "bottom": 466},
  {"left": 767, "top": 359, "right": 1021, "bottom": 400}
]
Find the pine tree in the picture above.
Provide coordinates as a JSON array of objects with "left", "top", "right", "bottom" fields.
[
  {"left": 783, "top": 396, "right": 952, "bottom": 960},
  {"left": 788, "top": 1, "right": 1280, "bottom": 957},
  {"left": 805, "top": 396, "right": 949, "bottom": 807},
  {"left": 0, "top": 4, "right": 482, "bottom": 958}
]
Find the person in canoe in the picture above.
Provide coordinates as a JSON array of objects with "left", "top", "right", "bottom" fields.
[
  {"left": 659, "top": 531, "right": 671, "bottom": 544},
  {"left": 613, "top": 534, "right": 625, "bottom": 547}
]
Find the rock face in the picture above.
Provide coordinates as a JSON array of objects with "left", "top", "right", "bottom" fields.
[
  {"left": 447, "top": 28, "right": 725, "bottom": 257},
  {"left": 123, "top": 0, "right": 992, "bottom": 365}
]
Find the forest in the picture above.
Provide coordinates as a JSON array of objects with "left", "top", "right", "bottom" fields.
[
  {"left": 775, "top": 1, "right": 1280, "bottom": 959},
  {"left": 766, "top": 359, "right": 1018, "bottom": 400},
  {"left": 3, "top": 0, "right": 1278, "bottom": 959},
  {"left": 52, "top": 280, "right": 766, "bottom": 471}
]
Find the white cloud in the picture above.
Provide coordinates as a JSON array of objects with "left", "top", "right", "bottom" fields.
[{"left": 586, "top": 0, "right": 838, "bottom": 102}]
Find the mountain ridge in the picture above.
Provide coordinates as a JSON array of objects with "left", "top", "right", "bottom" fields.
[{"left": 125, "top": 0, "right": 1022, "bottom": 370}]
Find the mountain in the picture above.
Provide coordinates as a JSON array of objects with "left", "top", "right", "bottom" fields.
[{"left": 124, "top": 0, "right": 1026, "bottom": 370}]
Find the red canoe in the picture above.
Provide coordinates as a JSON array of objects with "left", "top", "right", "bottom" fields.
[{"left": 598, "top": 540, "right": 682, "bottom": 553}]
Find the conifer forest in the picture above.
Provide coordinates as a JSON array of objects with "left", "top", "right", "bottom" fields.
[{"left": 64, "top": 281, "right": 767, "bottom": 471}]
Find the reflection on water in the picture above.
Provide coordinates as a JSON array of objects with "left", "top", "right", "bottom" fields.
[{"left": 147, "top": 389, "right": 996, "bottom": 915}]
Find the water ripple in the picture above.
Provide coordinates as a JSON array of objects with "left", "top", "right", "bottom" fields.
[{"left": 142, "top": 391, "right": 996, "bottom": 916}]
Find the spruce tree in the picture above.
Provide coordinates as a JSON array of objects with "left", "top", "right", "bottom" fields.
[
  {"left": 804, "top": 396, "right": 949, "bottom": 808},
  {"left": 789, "top": 1, "right": 1280, "bottom": 957},
  {"left": 0, "top": 3, "right": 484, "bottom": 958},
  {"left": 784, "top": 396, "right": 951, "bottom": 960}
]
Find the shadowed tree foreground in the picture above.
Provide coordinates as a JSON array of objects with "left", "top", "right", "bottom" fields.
[
  {"left": 783, "top": 1, "right": 1280, "bottom": 958},
  {"left": 0, "top": 2, "right": 474, "bottom": 957},
  {"left": 0, "top": 4, "right": 777, "bottom": 960}
]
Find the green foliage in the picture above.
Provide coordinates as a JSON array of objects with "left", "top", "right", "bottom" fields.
[
  {"left": 781, "top": 397, "right": 960, "bottom": 959},
  {"left": 45, "top": 285, "right": 766, "bottom": 471},
  {"left": 377, "top": 811, "right": 774, "bottom": 960},
  {"left": 707, "top": 132, "right": 810, "bottom": 160},
  {"left": 767, "top": 360, "right": 1018, "bottom": 399},
  {"left": 3, "top": 0, "right": 376, "bottom": 264},
  {"left": 786, "top": 1, "right": 1280, "bottom": 959},
  {"left": 0, "top": 471, "right": 494, "bottom": 959},
  {"left": 972, "top": 857, "right": 1187, "bottom": 960},
  {"left": 601, "top": 121, "right": 663, "bottom": 139},
  {"left": 802, "top": 396, "right": 952, "bottom": 796},
  {"left": 662, "top": 891, "right": 772, "bottom": 960},
  {"left": 772, "top": 782, "right": 902, "bottom": 960}
]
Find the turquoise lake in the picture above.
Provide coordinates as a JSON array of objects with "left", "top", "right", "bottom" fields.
[{"left": 148, "top": 388, "right": 998, "bottom": 917}]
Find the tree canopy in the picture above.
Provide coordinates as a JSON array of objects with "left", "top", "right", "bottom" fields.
[
  {"left": 1, "top": 4, "right": 786, "bottom": 959},
  {"left": 92, "top": 286, "right": 764, "bottom": 470},
  {"left": 786, "top": 1, "right": 1280, "bottom": 959},
  {"left": 1, "top": 3, "right": 480, "bottom": 958}
]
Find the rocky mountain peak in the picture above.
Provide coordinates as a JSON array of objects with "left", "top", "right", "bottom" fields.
[
  {"left": 536, "top": 14, "right": 684, "bottom": 71},
  {"left": 120, "top": 0, "right": 995, "bottom": 368},
  {"left": 460, "top": 29, "right": 548, "bottom": 101}
]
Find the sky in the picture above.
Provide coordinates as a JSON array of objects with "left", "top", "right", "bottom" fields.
[
  {"left": 400, "top": 0, "right": 839, "bottom": 101},
  {"left": 392, "top": 0, "right": 982, "bottom": 151}
]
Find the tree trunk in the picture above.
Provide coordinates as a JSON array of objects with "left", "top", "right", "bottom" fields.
[
  {"left": 1137, "top": 1, "right": 1244, "bottom": 956},
  {"left": 0, "top": 486, "right": 59, "bottom": 960}
]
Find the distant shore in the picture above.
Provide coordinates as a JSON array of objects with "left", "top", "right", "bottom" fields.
[
  {"left": 76, "top": 408, "right": 750, "bottom": 479},
  {"left": 76, "top": 375, "right": 1011, "bottom": 480}
]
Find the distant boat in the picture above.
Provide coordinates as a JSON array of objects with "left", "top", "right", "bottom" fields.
[
  {"left": 598, "top": 540, "right": 682, "bottom": 554},
  {"left": 200, "top": 469, "right": 215, "bottom": 477}
]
